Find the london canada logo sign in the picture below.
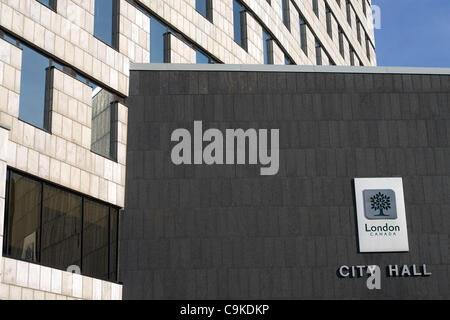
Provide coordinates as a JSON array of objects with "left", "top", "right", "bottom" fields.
[{"left": 354, "top": 178, "right": 409, "bottom": 253}]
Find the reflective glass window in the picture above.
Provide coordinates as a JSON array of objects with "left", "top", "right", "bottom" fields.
[
  {"left": 5, "top": 172, "right": 41, "bottom": 263},
  {"left": 19, "top": 45, "right": 51, "bottom": 130},
  {"left": 82, "top": 199, "right": 110, "bottom": 281},
  {"left": 94, "top": 0, "right": 116, "bottom": 48},
  {"left": 150, "top": 17, "right": 168, "bottom": 63},
  {"left": 41, "top": 185, "right": 82, "bottom": 271}
]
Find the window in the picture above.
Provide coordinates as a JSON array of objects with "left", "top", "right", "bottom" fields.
[
  {"left": 366, "top": 36, "right": 371, "bottom": 61},
  {"left": 41, "top": 185, "right": 82, "bottom": 271},
  {"left": 326, "top": 5, "right": 332, "bottom": 38},
  {"left": 350, "top": 47, "right": 355, "bottom": 66},
  {"left": 4, "top": 170, "right": 120, "bottom": 282},
  {"left": 338, "top": 27, "right": 345, "bottom": 57},
  {"left": 109, "top": 208, "right": 119, "bottom": 281},
  {"left": 282, "top": 0, "right": 290, "bottom": 31},
  {"left": 82, "top": 199, "right": 110, "bottom": 281},
  {"left": 266, "top": 0, "right": 271, "bottom": 5},
  {"left": 6, "top": 32, "right": 119, "bottom": 157},
  {"left": 233, "top": 0, "right": 247, "bottom": 50},
  {"left": 150, "top": 15, "right": 170, "bottom": 63},
  {"left": 346, "top": 0, "right": 352, "bottom": 26},
  {"left": 312, "top": 0, "right": 319, "bottom": 17},
  {"left": 196, "top": 50, "right": 216, "bottom": 64},
  {"left": 129, "top": 1, "right": 223, "bottom": 64},
  {"left": 315, "top": 40, "right": 322, "bottom": 65},
  {"left": 357, "top": 18, "right": 362, "bottom": 43},
  {"left": 18, "top": 44, "right": 52, "bottom": 131},
  {"left": 329, "top": 58, "right": 336, "bottom": 66},
  {"left": 262, "top": 28, "right": 272, "bottom": 64},
  {"left": 363, "top": 0, "right": 367, "bottom": 16},
  {"left": 299, "top": 17, "right": 307, "bottom": 54},
  {"left": 196, "top": 0, "right": 213, "bottom": 22},
  {"left": 94, "top": 0, "right": 118, "bottom": 48},
  {"left": 48, "top": 60, "right": 119, "bottom": 160},
  {"left": 285, "top": 55, "right": 294, "bottom": 65},
  {"left": 4, "top": 171, "right": 41, "bottom": 263},
  {"left": 36, "top": 0, "right": 56, "bottom": 10},
  {"left": 91, "top": 86, "right": 118, "bottom": 160}
]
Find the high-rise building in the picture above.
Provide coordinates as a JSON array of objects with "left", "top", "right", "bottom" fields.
[{"left": 0, "top": 0, "right": 378, "bottom": 300}]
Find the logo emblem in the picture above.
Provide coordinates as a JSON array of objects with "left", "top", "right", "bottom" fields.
[{"left": 363, "top": 189, "right": 397, "bottom": 220}]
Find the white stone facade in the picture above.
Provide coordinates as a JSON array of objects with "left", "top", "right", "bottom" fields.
[
  {"left": 0, "top": 0, "right": 134, "bottom": 300},
  {"left": 0, "top": 0, "right": 376, "bottom": 300},
  {"left": 128, "top": 0, "right": 376, "bottom": 66},
  {"left": 0, "top": 257, "right": 122, "bottom": 300}
]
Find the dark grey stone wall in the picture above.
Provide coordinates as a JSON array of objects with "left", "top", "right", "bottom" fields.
[{"left": 121, "top": 70, "right": 450, "bottom": 299}]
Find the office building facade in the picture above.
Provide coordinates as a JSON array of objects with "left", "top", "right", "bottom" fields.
[{"left": 0, "top": 0, "right": 376, "bottom": 300}]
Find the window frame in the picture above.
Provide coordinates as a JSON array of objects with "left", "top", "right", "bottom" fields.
[{"left": 3, "top": 168, "right": 121, "bottom": 283}]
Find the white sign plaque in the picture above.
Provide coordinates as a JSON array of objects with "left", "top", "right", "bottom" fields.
[{"left": 354, "top": 178, "right": 409, "bottom": 253}]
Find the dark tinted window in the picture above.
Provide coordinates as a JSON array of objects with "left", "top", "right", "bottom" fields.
[
  {"left": 109, "top": 208, "right": 119, "bottom": 281},
  {"left": 41, "top": 185, "right": 82, "bottom": 271},
  {"left": 82, "top": 199, "right": 110, "bottom": 281},
  {"left": 4, "top": 170, "right": 120, "bottom": 282},
  {"left": 5, "top": 171, "right": 41, "bottom": 263}
]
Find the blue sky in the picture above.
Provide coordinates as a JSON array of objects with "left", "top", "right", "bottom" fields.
[{"left": 373, "top": 0, "right": 450, "bottom": 67}]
